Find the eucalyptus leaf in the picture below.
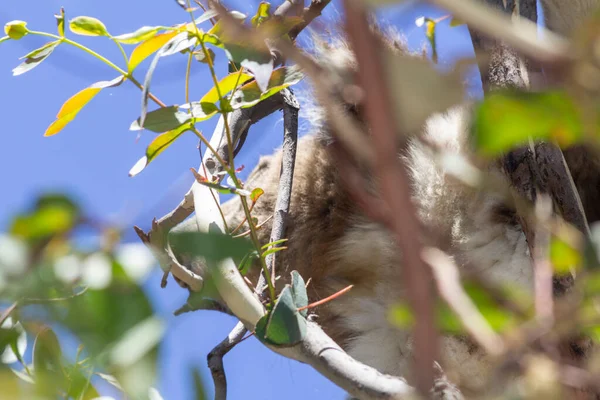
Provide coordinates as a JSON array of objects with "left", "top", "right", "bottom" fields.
[
  {"left": 139, "top": 32, "right": 194, "bottom": 128},
  {"left": 291, "top": 271, "right": 308, "bottom": 317},
  {"left": 69, "top": 16, "right": 109, "bottom": 37},
  {"left": 113, "top": 26, "right": 163, "bottom": 44},
  {"left": 256, "top": 285, "right": 306, "bottom": 346},
  {"left": 45, "top": 76, "right": 124, "bottom": 136},
  {"left": 200, "top": 71, "right": 254, "bottom": 105},
  {"left": 169, "top": 231, "right": 254, "bottom": 263},
  {"left": 129, "top": 30, "right": 179, "bottom": 72},
  {"left": 129, "top": 123, "right": 191, "bottom": 177},
  {"left": 55, "top": 8, "right": 65, "bottom": 37},
  {"left": 33, "top": 327, "right": 67, "bottom": 396},
  {"left": 230, "top": 66, "right": 303, "bottom": 109},
  {"left": 130, "top": 106, "right": 191, "bottom": 133},
  {"left": 473, "top": 91, "right": 583, "bottom": 157},
  {"left": 13, "top": 40, "right": 60, "bottom": 76}
]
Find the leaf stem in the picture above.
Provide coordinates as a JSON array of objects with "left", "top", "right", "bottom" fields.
[
  {"left": 110, "top": 36, "right": 130, "bottom": 66},
  {"left": 28, "top": 30, "right": 167, "bottom": 108}
]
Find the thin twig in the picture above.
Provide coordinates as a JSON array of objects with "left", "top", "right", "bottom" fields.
[
  {"left": 207, "top": 322, "right": 247, "bottom": 400},
  {"left": 0, "top": 302, "right": 18, "bottom": 328},
  {"left": 288, "top": 0, "right": 332, "bottom": 40},
  {"left": 343, "top": 1, "right": 437, "bottom": 393}
]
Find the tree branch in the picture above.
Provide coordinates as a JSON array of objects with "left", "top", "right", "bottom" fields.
[
  {"left": 207, "top": 321, "right": 247, "bottom": 400},
  {"left": 257, "top": 88, "right": 299, "bottom": 295},
  {"left": 343, "top": 1, "right": 437, "bottom": 394}
]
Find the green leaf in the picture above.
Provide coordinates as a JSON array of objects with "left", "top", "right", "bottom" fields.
[
  {"left": 129, "top": 123, "right": 191, "bottom": 177},
  {"left": 463, "top": 282, "right": 516, "bottom": 332},
  {"left": 109, "top": 316, "right": 165, "bottom": 367},
  {"left": 0, "top": 327, "right": 21, "bottom": 363},
  {"left": 473, "top": 91, "right": 583, "bottom": 157},
  {"left": 55, "top": 8, "right": 65, "bottom": 37},
  {"left": 250, "top": 188, "right": 264, "bottom": 203},
  {"left": 139, "top": 32, "right": 195, "bottom": 128},
  {"left": 261, "top": 246, "right": 286, "bottom": 258},
  {"left": 168, "top": 231, "right": 254, "bottom": 263},
  {"left": 230, "top": 66, "right": 303, "bottom": 109},
  {"left": 180, "top": 102, "right": 219, "bottom": 120},
  {"left": 4, "top": 21, "right": 28, "bottom": 40},
  {"left": 11, "top": 193, "right": 80, "bottom": 241},
  {"left": 45, "top": 76, "right": 125, "bottom": 136},
  {"left": 33, "top": 327, "right": 67, "bottom": 396},
  {"left": 54, "top": 261, "right": 154, "bottom": 357},
  {"left": 290, "top": 271, "right": 308, "bottom": 317},
  {"left": 130, "top": 106, "right": 191, "bottom": 133},
  {"left": 251, "top": 2, "right": 272, "bottom": 27},
  {"left": 12, "top": 40, "right": 60, "bottom": 76},
  {"left": 256, "top": 285, "right": 307, "bottom": 345},
  {"left": 200, "top": 71, "right": 254, "bottom": 105},
  {"left": 113, "top": 26, "right": 163, "bottom": 44},
  {"left": 238, "top": 250, "right": 259, "bottom": 276},
  {"left": 261, "top": 238, "right": 288, "bottom": 250},
  {"left": 550, "top": 236, "right": 581, "bottom": 274},
  {"left": 129, "top": 30, "right": 179, "bottom": 72},
  {"left": 69, "top": 16, "right": 109, "bottom": 37},
  {"left": 66, "top": 364, "right": 100, "bottom": 400}
]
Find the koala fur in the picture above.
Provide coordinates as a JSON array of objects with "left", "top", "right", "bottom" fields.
[{"left": 218, "top": 0, "right": 600, "bottom": 396}]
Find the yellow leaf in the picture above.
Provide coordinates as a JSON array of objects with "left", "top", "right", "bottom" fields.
[
  {"left": 44, "top": 111, "right": 77, "bottom": 137},
  {"left": 200, "top": 72, "right": 253, "bottom": 104},
  {"left": 45, "top": 76, "right": 124, "bottom": 136},
  {"left": 129, "top": 30, "right": 179, "bottom": 72},
  {"left": 57, "top": 87, "right": 102, "bottom": 118}
]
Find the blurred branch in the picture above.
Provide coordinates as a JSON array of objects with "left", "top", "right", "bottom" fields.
[
  {"left": 343, "top": 0, "right": 437, "bottom": 394},
  {"left": 289, "top": 0, "right": 332, "bottom": 40},
  {"left": 423, "top": 248, "right": 505, "bottom": 356}
]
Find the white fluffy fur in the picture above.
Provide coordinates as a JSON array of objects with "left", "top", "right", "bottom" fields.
[{"left": 327, "top": 105, "right": 532, "bottom": 392}]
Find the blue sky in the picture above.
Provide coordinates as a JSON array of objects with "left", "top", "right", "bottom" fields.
[{"left": 0, "top": 1, "right": 478, "bottom": 399}]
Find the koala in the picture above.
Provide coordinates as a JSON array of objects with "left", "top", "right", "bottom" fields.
[{"left": 215, "top": 0, "right": 600, "bottom": 396}]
